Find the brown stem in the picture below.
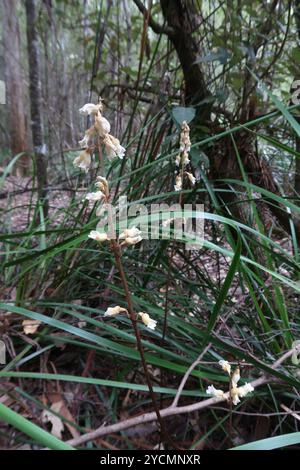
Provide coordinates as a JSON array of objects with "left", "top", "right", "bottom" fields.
[
  {"left": 97, "top": 137, "right": 104, "bottom": 175},
  {"left": 109, "top": 239, "right": 179, "bottom": 449}
]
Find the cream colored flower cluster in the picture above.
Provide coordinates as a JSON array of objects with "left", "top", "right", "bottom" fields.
[
  {"left": 206, "top": 359, "right": 254, "bottom": 405},
  {"left": 89, "top": 225, "right": 142, "bottom": 247},
  {"left": 104, "top": 305, "right": 157, "bottom": 331},
  {"left": 174, "top": 121, "right": 197, "bottom": 191},
  {"left": 80, "top": 102, "right": 154, "bottom": 332},
  {"left": 73, "top": 100, "right": 125, "bottom": 173}
]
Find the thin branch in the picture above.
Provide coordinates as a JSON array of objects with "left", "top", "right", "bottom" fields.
[
  {"left": 280, "top": 404, "right": 300, "bottom": 422},
  {"left": 132, "top": 0, "right": 173, "bottom": 35},
  {"left": 171, "top": 343, "right": 211, "bottom": 408}
]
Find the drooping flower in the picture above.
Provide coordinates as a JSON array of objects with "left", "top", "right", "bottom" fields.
[
  {"left": 174, "top": 175, "right": 182, "bottom": 191},
  {"left": 88, "top": 230, "right": 108, "bottom": 242},
  {"left": 78, "top": 126, "right": 96, "bottom": 148},
  {"left": 124, "top": 235, "right": 142, "bottom": 246},
  {"left": 181, "top": 151, "right": 190, "bottom": 166},
  {"left": 119, "top": 227, "right": 141, "bottom": 239},
  {"left": 138, "top": 312, "right": 157, "bottom": 330},
  {"left": 94, "top": 112, "right": 111, "bottom": 138},
  {"left": 186, "top": 171, "right": 196, "bottom": 185},
  {"left": 119, "top": 227, "right": 142, "bottom": 246},
  {"left": 219, "top": 359, "right": 231, "bottom": 375},
  {"left": 104, "top": 306, "right": 128, "bottom": 317},
  {"left": 206, "top": 361, "right": 254, "bottom": 406},
  {"left": 79, "top": 102, "right": 103, "bottom": 116},
  {"left": 73, "top": 149, "right": 91, "bottom": 173},
  {"left": 95, "top": 176, "right": 109, "bottom": 193},
  {"left": 237, "top": 383, "right": 254, "bottom": 398},
  {"left": 103, "top": 134, "right": 126, "bottom": 160},
  {"left": 85, "top": 191, "right": 105, "bottom": 202},
  {"left": 206, "top": 385, "right": 225, "bottom": 398},
  {"left": 180, "top": 121, "right": 191, "bottom": 153},
  {"left": 231, "top": 380, "right": 254, "bottom": 405},
  {"left": 231, "top": 390, "right": 240, "bottom": 405},
  {"left": 231, "top": 367, "right": 240, "bottom": 388}
]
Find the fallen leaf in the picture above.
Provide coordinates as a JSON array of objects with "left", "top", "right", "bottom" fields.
[
  {"left": 41, "top": 407, "right": 64, "bottom": 439},
  {"left": 51, "top": 400, "right": 80, "bottom": 439},
  {"left": 22, "top": 319, "right": 41, "bottom": 335}
]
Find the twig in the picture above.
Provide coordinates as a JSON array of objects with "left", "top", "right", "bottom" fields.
[
  {"left": 171, "top": 343, "right": 211, "bottom": 408},
  {"left": 280, "top": 404, "right": 300, "bottom": 422}
]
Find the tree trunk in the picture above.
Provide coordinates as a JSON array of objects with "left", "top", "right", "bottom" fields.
[
  {"left": 2, "top": 0, "right": 29, "bottom": 176},
  {"left": 160, "top": 0, "right": 211, "bottom": 122},
  {"left": 25, "top": 0, "right": 48, "bottom": 217}
]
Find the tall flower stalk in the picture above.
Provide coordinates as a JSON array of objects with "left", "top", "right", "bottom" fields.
[{"left": 74, "top": 99, "right": 172, "bottom": 446}]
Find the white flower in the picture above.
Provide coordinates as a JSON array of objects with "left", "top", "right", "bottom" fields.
[
  {"left": 230, "top": 382, "right": 254, "bottom": 405},
  {"left": 138, "top": 312, "right": 157, "bottom": 330},
  {"left": 174, "top": 175, "right": 182, "bottom": 191},
  {"left": 181, "top": 121, "right": 190, "bottom": 133},
  {"left": 78, "top": 135, "right": 89, "bottom": 148},
  {"left": 95, "top": 176, "right": 108, "bottom": 193},
  {"left": 85, "top": 191, "right": 105, "bottom": 202},
  {"left": 78, "top": 127, "right": 95, "bottom": 148},
  {"left": 186, "top": 171, "right": 196, "bottom": 185},
  {"left": 182, "top": 151, "right": 190, "bottom": 166},
  {"left": 119, "top": 227, "right": 141, "bottom": 239},
  {"left": 104, "top": 306, "right": 127, "bottom": 317},
  {"left": 207, "top": 361, "right": 254, "bottom": 406},
  {"left": 73, "top": 149, "right": 91, "bottom": 173},
  {"left": 103, "top": 134, "right": 125, "bottom": 160},
  {"left": 88, "top": 230, "right": 108, "bottom": 242},
  {"left": 180, "top": 121, "right": 191, "bottom": 153},
  {"left": 231, "top": 367, "right": 241, "bottom": 388},
  {"left": 79, "top": 103, "right": 102, "bottom": 116},
  {"left": 124, "top": 235, "right": 143, "bottom": 246},
  {"left": 119, "top": 227, "right": 142, "bottom": 246},
  {"left": 231, "top": 389, "right": 241, "bottom": 405},
  {"left": 219, "top": 359, "right": 231, "bottom": 375},
  {"left": 95, "top": 112, "right": 111, "bottom": 137},
  {"left": 237, "top": 383, "right": 254, "bottom": 398},
  {"left": 206, "top": 385, "right": 224, "bottom": 397}
]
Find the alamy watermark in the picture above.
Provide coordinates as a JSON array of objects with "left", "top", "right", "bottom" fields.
[
  {"left": 291, "top": 80, "right": 300, "bottom": 105},
  {"left": 94, "top": 196, "right": 205, "bottom": 250}
]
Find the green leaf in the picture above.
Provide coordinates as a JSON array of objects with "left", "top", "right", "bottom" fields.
[
  {"left": 171, "top": 106, "right": 196, "bottom": 125},
  {"left": 202, "top": 236, "right": 242, "bottom": 347},
  {"left": 194, "top": 47, "right": 231, "bottom": 65},
  {"left": 0, "top": 402, "right": 75, "bottom": 450},
  {"left": 231, "top": 432, "right": 300, "bottom": 450}
]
